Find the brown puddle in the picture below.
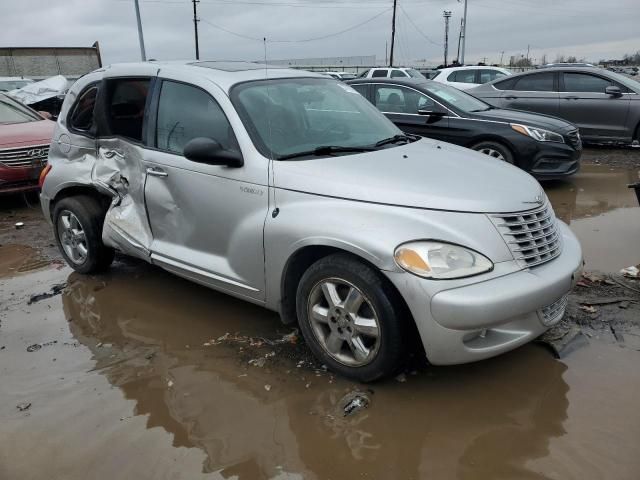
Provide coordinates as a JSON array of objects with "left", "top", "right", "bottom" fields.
[
  {"left": 0, "top": 244, "right": 50, "bottom": 278},
  {"left": 544, "top": 164, "right": 640, "bottom": 272},
  {"left": 2, "top": 264, "right": 638, "bottom": 479}
]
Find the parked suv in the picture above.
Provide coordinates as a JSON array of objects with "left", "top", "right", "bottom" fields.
[
  {"left": 358, "top": 67, "right": 425, "bottom": 79},
  {"left": 0, "top": 93, "right": 55, "bottom": 195},
  {"left": 431, "top": 66, "right": 511, "bottom": 90},
  {"left": 41, "top": 61, "right": 583, "bottom": 382}
]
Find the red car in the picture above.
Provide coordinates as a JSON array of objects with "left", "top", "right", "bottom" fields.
[{"left": 0, "top": 93, "right": 55, "bottom": 195}]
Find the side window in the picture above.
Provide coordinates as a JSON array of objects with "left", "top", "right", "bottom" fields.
[
  {"left": 68, "top": 85, "right": 98, "bottom": 133},
  {"left": 562, "top": 73, "right": 611, "bottom": 93},
  {"left": 390, "top": 69, "right": 407, "bottom": 78},
  {"left": 105, "top": 78, "right": 150, "bottom": 142},
  {"left": 513, "top": 73, "right": 555, "bottom": 92},
  {"left": 374, "top": 85, "right": 434, "bottom": 114},
  {"left": 371, "top": 69, "right": 388, "bottom": 78},
  {"left": 493, "top": 76, "right": 518, "bottom": 90},
  {"left": 156, "top": 80, "right": 239, "bottom": 156},
  {"left": 350, "top": 84, "right": 369, "bottom": 99},
  {"left": 479, "top": 69, "right": 507, "bottom": 84},
  {"left": 448, "top": 70, "right": 476, "bottom": 83}
]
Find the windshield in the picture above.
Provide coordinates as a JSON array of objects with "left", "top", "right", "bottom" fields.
[
  {"left": 0, "top": 94, "right": 41, "bottom": 124},
  {"left": 423, "top": 82, "right": 491, "bottom": 113},
  {"left": 406, "top": 69, "right": 426, "bottom": 79},
  {"left": 232, "top": 78, "right": 404, "bottom": 160},
  {"left": 0, "top": 80, "right": 33, "bottom": 92}
]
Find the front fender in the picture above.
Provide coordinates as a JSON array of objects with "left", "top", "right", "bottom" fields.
[{"left": 263, "top": 188, "right": 514, "bottom": 311}]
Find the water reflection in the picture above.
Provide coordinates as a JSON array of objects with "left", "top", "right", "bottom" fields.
[{"left": 62, "top": 265, "right": 570, "bottom": 479}]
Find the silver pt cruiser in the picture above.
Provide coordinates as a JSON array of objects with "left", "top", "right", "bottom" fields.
[{"left": 40, "top": 61, "right": 583, "bottom": 382}]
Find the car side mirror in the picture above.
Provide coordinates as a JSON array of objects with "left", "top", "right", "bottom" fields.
[
  {"left": 183, "top": 137, "right": 244, "bottom": 168},
  {"left": 605, "top": 85, "right": 622, "bottom": 97}
]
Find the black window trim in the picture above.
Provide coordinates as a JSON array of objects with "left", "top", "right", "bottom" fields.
[
  {"left": 67, "top": 82, "right": 100, "bottom": 138},
  {"left": 146, "top": 77, "right": 242, "bottom": 159}
]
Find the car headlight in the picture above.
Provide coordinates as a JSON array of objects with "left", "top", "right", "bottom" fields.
[
  {"left": 511, "top": 124, "right": 565, "bottom": 143},
  {"left": 394, "top": 241, "right": 493, "bottom": 279}
]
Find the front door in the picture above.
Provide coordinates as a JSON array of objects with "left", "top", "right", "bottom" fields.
[
  {"left": 373, "top": 84, "right": 450, "bottom": 140},
  {"left": 143, "top": 76, "right": 269, "bottom": 302},
  {"left": 558, "top": 71, "right": 631, "bottom": 140}
]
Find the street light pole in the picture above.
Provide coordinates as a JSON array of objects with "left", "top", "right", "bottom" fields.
[
  {"left": 443, "top": 11, "right": 452, "bottom": 67},
  {"left": 133, "top": 0, "right": 147, "bottom": 61},
  {"left": 192, "top": 0, "right": 200, "bottom": 60}
]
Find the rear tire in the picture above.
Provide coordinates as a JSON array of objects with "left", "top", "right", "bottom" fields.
[
  {"left": 471, "top": 140, "right": 515, "bottom": 164},
  {"left": 296, "top": 253, "right": 406, "bottom": 382},
  {"left": 53, "top": 196, "right": 114, "bottom": 274}
]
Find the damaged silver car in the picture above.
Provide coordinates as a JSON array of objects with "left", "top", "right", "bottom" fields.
[{"left": 41, "top": 61, "right": 583, "bottom": 382}]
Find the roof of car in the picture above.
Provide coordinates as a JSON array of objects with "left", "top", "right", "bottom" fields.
[
  {"left": 347, "top": 77, "right": 430, "bottom": 87},
  {"left": 99, "top": 60, "right": 324, "bottom": 93},
  {"left": 438, "top": 65, "right": 509, "bottom": 72}
]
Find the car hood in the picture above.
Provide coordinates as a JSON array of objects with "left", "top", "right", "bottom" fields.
[
  {"left": 471, "top": 108, "right": 576, "bottom": 132},
  {"left": 273, "top": 139, "right": 544, "bottom": 214},
  {"left": 0, "top": 119, "right": 55, "bottom": 148}
]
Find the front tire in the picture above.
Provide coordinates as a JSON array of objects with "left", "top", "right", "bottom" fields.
[
  {"left": 296, "top": 253, "right": 406, "bottom": 382},
  {"left": 471, "top": 140, "right": 515, "bottom": 164},
  {"left": 53, "top": 195, "right": 114, "bottom": 274}
]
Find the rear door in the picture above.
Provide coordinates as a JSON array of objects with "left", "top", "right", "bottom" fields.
[
  {"left": 499, "top": 71, "right": 559, "bottom": 117},
  {"left": 558, "top": 71, "right": 631, "bottom": 140},
  {"left": 372, "top": 84, "right": 449, "bottom": 139},
  {"left": 142, "top": 72, "right": 269, "bottom": 302}
]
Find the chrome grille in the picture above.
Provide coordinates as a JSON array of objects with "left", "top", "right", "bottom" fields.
[
  {"left": 490, "top": 202, "right": 562, "bottom": 268},
  {"left": 566, "top": 129, "right": 581, "bottom": 149},
  {"left": 0, "top": 145, "right": 49, "bottom": 168},
  {"left": 539, "top": 293, "right": 569, "bottom": 326}
]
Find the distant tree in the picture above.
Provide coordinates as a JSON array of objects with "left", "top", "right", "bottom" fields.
[
  {"left": 540, "top": 54, "right": 547, "bottom": 65},
  {"left": 566, "top": 55, "right": 578, "bottom": 63},
  {"left": 554, "top": 54, "right": 566, "bottom": 63}
]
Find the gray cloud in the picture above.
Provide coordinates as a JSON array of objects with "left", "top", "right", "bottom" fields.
[{"left": 1, "top": 0, "right": 638, "bottom": 66}]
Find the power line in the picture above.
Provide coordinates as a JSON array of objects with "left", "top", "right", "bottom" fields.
[
  {"left": 399, "top": 6, "right": 442, "bottom": 47},
  {"left": 200, "top": 7, "right": 391, "bottom": 43}
]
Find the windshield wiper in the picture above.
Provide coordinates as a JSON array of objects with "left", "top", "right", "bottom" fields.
[
  {"left": 374, "top": 134, "right": 417, "bottom": 147},
  {"left": 278, "top": 145, "right": 374, "bottom": 160}
]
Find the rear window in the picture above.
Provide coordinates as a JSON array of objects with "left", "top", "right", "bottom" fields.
[
  {"left": 68, "top": 85, "right": 98, "bottom": 133},
  {"left": 105, "top": 78, "right": 150, "bottom": 142},
  {"left": 448, "top": 70, "right": 477, "bottom": 83}
]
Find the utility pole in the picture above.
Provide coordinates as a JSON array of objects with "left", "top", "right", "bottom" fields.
[
  {"left": 455, "top": 18, "right": 463, "bottom": 64},
  {"left": 192, "top": 0, "right": 200, "bottom": 60},
  {"left": 133, "top": 0, "right": 147, "bottom": 61},
  {"left": 385, "top": 41, "right": 388, "bottom": 66},
  {"left": 389, "top": 0, "right": 397, "bottom": 67},
  {"left": 459, "top": 0, "right": 468, "bottom": 65},
  {"left": 526, "top": 44, "right": 530, "bottom": 65},
  {"left": 443, "top": 11, "right": 452, "bottom": 67},
  {"left": 500, "top": 50, "right": 505, "bottom": 66}
]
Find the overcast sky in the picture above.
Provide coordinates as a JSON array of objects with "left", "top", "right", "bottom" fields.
[{"left": 2, "top": 0, "right": 639, "bottom": 66}]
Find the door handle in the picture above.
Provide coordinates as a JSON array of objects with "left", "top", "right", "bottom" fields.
[
  {"left": 504, "top": 96, "right": 517, "bottom": 100},
  {"left": 146, "top": 167, "right": 168, "bottom": 178},
  {"left": 564, "top": 96, "right": 579, "bottom": 100}
]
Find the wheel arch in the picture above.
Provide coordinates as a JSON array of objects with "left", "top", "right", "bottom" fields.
[
  {"left": 466, "top": 135, "right": 518, "bottom": 164},
  {"left": 278, "top": 243, "right": 414, "bottom": 334},
  {"left": 50, "top": 184, "right": 112, "bottom": 220}
]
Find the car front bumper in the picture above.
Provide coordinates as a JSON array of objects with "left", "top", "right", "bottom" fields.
[{"left": 385, "top": 221, "right": 583, "bottom": 365}]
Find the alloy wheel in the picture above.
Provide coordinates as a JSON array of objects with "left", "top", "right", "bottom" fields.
[
  {"left": 478, "top": 147, "right": 506, "bottom": 161},
  {"left": 57, "top": 210, "right": 88, "bottom": 265},
  {"left": 307, "top": 278, "right": 381, "bottom": 366}
]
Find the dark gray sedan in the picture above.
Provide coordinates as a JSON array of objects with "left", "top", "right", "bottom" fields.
[{"left": 468, "top": 67, "right": 640, "bottom": 145}]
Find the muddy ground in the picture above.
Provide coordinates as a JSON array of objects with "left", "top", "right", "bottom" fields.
[{"left": 1, "top": 148, "right": 639, "bottom": 479}]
